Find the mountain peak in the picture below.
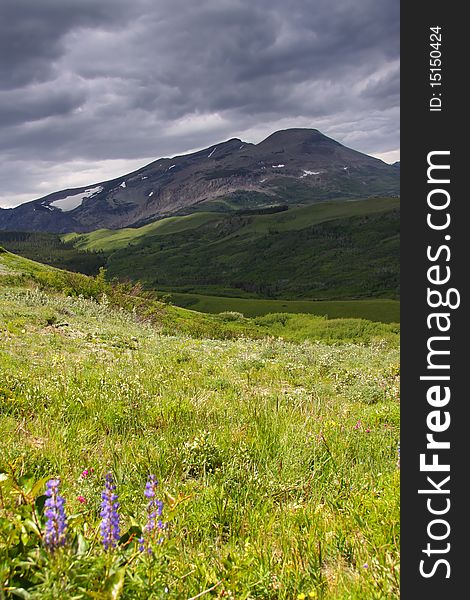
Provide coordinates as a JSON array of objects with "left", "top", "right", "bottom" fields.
[
  {"left": 261, "top": 127, "right": 321, "bottom": 138},
  {"left": 256, "top": 128, "right": 338, "bottom": 151}
]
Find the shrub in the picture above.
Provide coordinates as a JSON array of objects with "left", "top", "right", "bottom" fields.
[{"left": 218, "top": 311, "right": 245, "bottom": 322}]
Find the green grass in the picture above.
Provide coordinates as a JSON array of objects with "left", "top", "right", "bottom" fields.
[
  {"left": 0, "top": 251, "right": 400, "bottom": 599},
  {"left": 0, "top": 231, "right": 105, "bottom": 275},
  {"left": 63, "top": 212, "right": 221, "bottom": 253},
  {"left": 170, "top": 292, "right": 399, "bottom": 323}
]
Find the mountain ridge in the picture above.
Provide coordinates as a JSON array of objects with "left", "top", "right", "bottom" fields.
[{"left": 0, "top": 128, "right": 399, "bottom": 233}]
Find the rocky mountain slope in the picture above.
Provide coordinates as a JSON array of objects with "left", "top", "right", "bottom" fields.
[{"left": 0, "top": 128, "right": 399, "bottom": 233}]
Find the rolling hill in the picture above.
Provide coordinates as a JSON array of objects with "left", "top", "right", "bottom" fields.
[
  {"left": 61, "top": 197, "right": 400, "bottom": 301},
  {"left": 0, "top": 248, "right": 399, "bottom": 342}
]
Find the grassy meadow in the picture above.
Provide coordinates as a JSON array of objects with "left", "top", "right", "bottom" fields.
[
  {"left": 0, "top": 250, "right": 399, "bottom": 599},
  {"left": 169, "top": 293, "right": 399, "bottom": 323}
]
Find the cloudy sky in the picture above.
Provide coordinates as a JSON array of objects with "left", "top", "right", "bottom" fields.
[{"left": 0, "top": 0, "right": 399, "bottom": 208}]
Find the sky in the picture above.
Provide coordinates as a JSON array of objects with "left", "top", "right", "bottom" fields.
[{"left": 0, "top": 0, "right": 399, "bottom": 208}]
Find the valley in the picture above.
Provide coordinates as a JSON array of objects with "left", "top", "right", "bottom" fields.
[{"left": 0, "top": 197, "right": 399, "bottom": 320}]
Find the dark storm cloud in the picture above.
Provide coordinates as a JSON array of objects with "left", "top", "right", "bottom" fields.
[
  {"left": 0, "top": 85, "right": 86, "bottom": 127},
  {"left": 0, "top": 0, "right": 399, "bottom": 207},
  {"left": 0, "top": 0, "right": 140, "bottom": 90}
]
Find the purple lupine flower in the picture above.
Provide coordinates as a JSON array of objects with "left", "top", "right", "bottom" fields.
[
  {"left": 139, "top": 474, "right": 164, "bottom": 553},
  {"left": 44, "top": 478, "right": 67, "bottom": 551},
  {"left": 100, "top": 472, "right": 120, "bottom": 551}
]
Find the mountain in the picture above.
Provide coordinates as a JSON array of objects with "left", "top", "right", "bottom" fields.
[{"left": 0, "top": 129, "right": 399, "bottom": 233}]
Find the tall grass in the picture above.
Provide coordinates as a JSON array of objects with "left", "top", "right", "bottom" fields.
[{"left": 0, "top": 275, "right": 399, "bottom": 598}]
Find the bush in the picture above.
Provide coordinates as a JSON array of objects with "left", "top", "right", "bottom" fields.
[{"left": 218, "top": 311, "right": 245, "bottom": 322}]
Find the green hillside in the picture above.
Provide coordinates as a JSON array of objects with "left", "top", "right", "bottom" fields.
[
  {"left": 0, "top": 230, "right": 105, "bottom": 275},
  {"left": 64, "top": 212, "right": 222, "bottom": 253},
  {"left": 0, "top": 249, "right": 399, "bottom": 345},
  {"left": 64, "top": 198, "right": 398, "bottom": 252},
  {"left": 0, "top": 250, "right": 399, "bottom": 599},
  {"left": 63, "top": 197, "right": 399, "bottom": 302}
]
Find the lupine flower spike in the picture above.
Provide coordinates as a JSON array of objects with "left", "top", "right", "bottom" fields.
[
  {"left": 100, "top": 472, "right": 120, "bottom": 551},
  {"left": 44, "top": 478, "right": 67, "bottom": 551},
  {"left": 139, "top": 474, "right": 164, "bottom": 553}
]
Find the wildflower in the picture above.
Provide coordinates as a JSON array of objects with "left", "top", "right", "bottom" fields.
[
  {"left": 80, "top": 467, "right": 94, "bottom": 479},
  {"left": 397, "top": 443, "right": 400, "bottom": 469},
  {"left": 100, "top": 472, "right": 120, "bottom": 551},
  {"left": 44, "top": 479, "right": 67, "bottom": 551},
  {"left": 77, "top": 495, "right": 87, "bottom": 504},
  {"left": 365, "top": 428, "right": 371, "bottom": 433},
  {"left": 139, "top": 474, "right": 165, "bottom": 553},
  {"left": 363, "top": 563, "right": 369, "bottom": 568},
  {"left": 354, "top": 420, "right": 361, "bottom": 430}
]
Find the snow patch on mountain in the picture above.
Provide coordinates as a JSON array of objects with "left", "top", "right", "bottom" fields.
[
  {"left": 300, "top": 169, "right": 322, "bottom": 178},
  {"left": 49, "top": 186, "right": 103, "bottom": 212}
]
